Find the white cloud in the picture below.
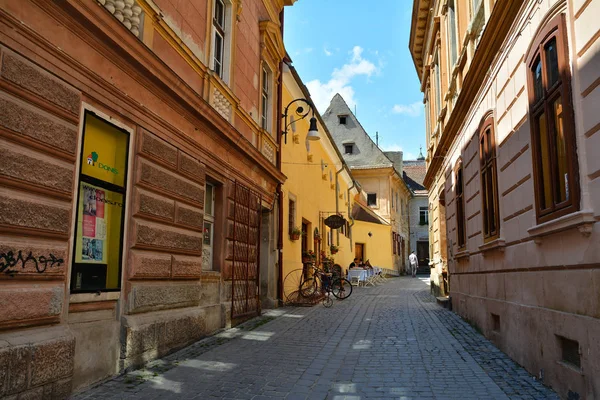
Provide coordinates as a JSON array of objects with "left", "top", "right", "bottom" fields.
[
  {"left": 306, "top": 46, "right": 378, "bottom": 112},
  {"left": 391, "top": 102, "right": 423, "bottom": 117},
  {"left": 324, "top": 47, "right": 332, "bottom": 56}
]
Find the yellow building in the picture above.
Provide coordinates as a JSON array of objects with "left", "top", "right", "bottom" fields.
[
  {"left": 280, "top": 62, "right": 356, "bottom": 301},
  {"left": 280, "top": 61, "right": 402, "bottom": 302}
]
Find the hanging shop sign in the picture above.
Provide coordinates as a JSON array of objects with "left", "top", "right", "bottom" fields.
[{"left": 324, "top": 214, "right": 346, "bottom": 229}]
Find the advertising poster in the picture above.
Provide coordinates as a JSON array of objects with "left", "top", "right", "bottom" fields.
[{"left": 79, "top": 182, "right": 107, "bottom": 263}]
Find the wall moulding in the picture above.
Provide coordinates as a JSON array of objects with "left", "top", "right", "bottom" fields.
[{"left": 17, "top": 0, "right": 285, "bottom": 192}]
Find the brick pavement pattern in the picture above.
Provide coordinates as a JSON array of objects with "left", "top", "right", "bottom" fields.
[{"left": 73, "top": 277, "right": 559, "bottom": 400}]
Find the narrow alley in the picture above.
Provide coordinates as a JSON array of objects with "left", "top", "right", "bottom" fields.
[{"left": 73, "top": 278, "right": 558, "bottom": 400}]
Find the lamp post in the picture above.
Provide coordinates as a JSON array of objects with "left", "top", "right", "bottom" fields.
[{"left": 281, "top": 98, "right": 320, "bottom": 144}]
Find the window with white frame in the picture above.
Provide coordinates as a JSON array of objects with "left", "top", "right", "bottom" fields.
[
  {"left": 425, "top": 94, "right": 431, "bottom": 146},
  {"left": 203, "top": 182, "right": 216, "bottom": 270},
  {"left": 471, "top": 0, "right": 482, "bottom": 19},
  {"left": 211, "top": 0, "right": 231, "bottom": 82},
  {"left": 433, "top": 51, "right": 442, "bottom": 119},
  {"left": 261, "top": 65, "right": 272, "bottom": 132},
  {"left": 419, "top": 206, "right": 429, "bottom": 225},
  {"left": 447, "top": 0, "right": 458, "bottom": 72}
]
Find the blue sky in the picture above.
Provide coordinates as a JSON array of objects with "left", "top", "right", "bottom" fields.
[{"left": 284, "top": 0, "right": 424, "bottom": 160}]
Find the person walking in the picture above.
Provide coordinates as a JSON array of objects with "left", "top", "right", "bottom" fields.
[{"left": 409, "top": 251, "right": 418, "bottom": 278}]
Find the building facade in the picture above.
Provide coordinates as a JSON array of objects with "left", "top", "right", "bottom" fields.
[
  {"left": 403, "top": 158, "right": 430, "bottom": 275},
  {"left": 0, "top": 0, "right": 295, "bottom": 397},
  {"left": 280, "top": 60, "right": 357, "bottom": 300},
  {"left": 410, "top": 0, "right": 600, "bottom": 397},
  {"left": 323, "top": 94, "right": 412, "bottom": 271}
]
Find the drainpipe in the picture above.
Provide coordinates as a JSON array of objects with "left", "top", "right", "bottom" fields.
[
  {"left": 335, "top": 167, "right": 344, "bottom": 246},
  {"left": 347, "top": 179, "right": 356, "bottom": 247},
  {"left": 276, "top": 8, "right": 285, "bottom": 306}
]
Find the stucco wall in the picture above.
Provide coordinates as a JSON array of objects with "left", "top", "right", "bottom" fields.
[
  {"left": 280, "top": 72, "right": 355, "bottom": 297},
  {"left": 424, "top": 0, "right": 600, "bottom": 397}
]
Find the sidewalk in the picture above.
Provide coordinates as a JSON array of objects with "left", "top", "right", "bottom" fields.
[{"left": 73, "top": 277, "right": 558, "bottom": 400}]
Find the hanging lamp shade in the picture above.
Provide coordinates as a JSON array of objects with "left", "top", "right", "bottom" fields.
[{"left": 306, "top": 117, "right": 320, "bottom": 141}]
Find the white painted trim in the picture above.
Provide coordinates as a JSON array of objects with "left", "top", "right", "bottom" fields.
[{"left": 66, "top": 103, "right": 135, "bottom": 306}]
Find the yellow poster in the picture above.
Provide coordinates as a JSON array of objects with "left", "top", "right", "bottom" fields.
[{"left": 81, "top": 113, "right": 128, "bottom": 188}]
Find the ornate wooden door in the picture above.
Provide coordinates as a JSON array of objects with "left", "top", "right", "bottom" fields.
[{"left": 229, "top": 181, "right": 262, "bottom": 319}]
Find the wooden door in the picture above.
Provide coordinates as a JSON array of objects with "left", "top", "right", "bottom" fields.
[
  {"left": 417, "top": 241, "right": 429, "bottom": 266},
  {"left": 355, "top": 243, "right": 364, "bottom": 262}
]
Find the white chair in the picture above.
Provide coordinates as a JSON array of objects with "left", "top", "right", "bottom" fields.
[
  {"left": 363, "top": 269, "right": 378, "bottom": 287},
  {"left": 348, "top": 269, "right": 364, "bottom": 286}
]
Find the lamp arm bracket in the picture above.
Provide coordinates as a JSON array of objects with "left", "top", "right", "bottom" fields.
[{"left": 281, "top": 98, "right": 315, "bottom": 144}]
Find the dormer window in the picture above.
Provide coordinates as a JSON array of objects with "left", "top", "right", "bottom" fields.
[
  {"left": 344, "top": 144, "right": 353, "bottom": 154},
  {"left": 338, "top": 115, "right": 348, "bottom": 125}
]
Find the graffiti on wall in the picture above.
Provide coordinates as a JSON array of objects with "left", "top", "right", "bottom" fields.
[{"left": 0, "top": 250, "right": 64, "bottom": 274}]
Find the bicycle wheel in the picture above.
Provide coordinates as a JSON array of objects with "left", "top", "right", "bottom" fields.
[
  {"left": 331, "top": 278, "right": 353, "bottom": 300},
  {"left": 283, "top": 269, "right": 308, "bottom": 303},
  {"left": 322, "top": 294, "right": 333, "bottom": 308},
  {"left": 299, "top": 276, "right": 319, "bottom": 298}
]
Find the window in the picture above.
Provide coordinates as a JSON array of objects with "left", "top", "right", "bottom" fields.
[
  {"left": 433, "top": 52, "right": 442, "bottom": 118},
  {"left": 212, "top": 0, "right": 225, "bottom": 78},
  {"left": 425, "top": 95, "right": 431, "bottom": 146},
  {"left": 455, "top": 161, "right": 466, "bottom": 248},
  {"left": 471, "top": 0, "right": 482, "bottom": 18},
  {"left": 558, "top": 336, "right": 580, "bottom": 369},
  {"left": 71, "top": 111, "right": 130, "bottom": 292},
  {"left": 447, "top": 0, "right": 458, "bottom": 72},
  {"left": 419, "top": 207, "right": 429, "bottom": 225},
  {"left": 261, "top": 65, "right": 272, "bottom": 132},
  {"left": 203, "top": 182, "right": 216, "bottom": 270},
  {"left": 392, "top": 232, "right": 397, "bottom": 255},
  {"left": 344, "top": 144, "right": 353, "bottom": 154},
  {"left": 288, "top": 198, "right": 296, "bottom": 235},
  {"left": 479, "top": 116, "right": 500, "bottom": 240},
  {"left": 367, "top": 193, "right": 377, "bottom": 207},
  {"left": 338, "top": 115, "right": 347, "bottom": 125},
  {"left": 526, "top": 14, "right": 579, "bottom": 223}
]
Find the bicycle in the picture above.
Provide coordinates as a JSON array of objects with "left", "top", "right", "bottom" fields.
[{"left": 299, "top": 264, "right": 353, "bottom": 302}]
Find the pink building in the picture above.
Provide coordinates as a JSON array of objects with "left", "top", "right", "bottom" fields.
[{"left": 410, "top": 0, "right": 600, "bottom": 397}]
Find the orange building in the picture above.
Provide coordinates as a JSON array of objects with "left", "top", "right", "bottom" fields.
[{"left": 0, "top": 0, "right": 296, "bottom": 396}]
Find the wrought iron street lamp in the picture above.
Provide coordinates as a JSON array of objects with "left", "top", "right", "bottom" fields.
[{"left": 281, "top": 98, "right": 320, "bottom": 144}]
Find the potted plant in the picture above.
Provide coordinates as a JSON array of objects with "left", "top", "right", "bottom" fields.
[
  {"left": 290, "top": 226, "right": 302, "bottom": 241},
  {"left": 302, "top": 250, "right": 315, "bottom": 264},
  {"left": 330, "top": 245, "right": 339, "bottom": 254}
]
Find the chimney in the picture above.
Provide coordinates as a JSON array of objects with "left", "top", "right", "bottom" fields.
[{"left": 385, "top": 151, "right": 403, "bottom": 177}]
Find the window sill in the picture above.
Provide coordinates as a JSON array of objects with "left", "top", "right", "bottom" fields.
[
  {"left": 70, "top": 291, "right": 120, "bottom": 304},
  {"left": 527, "top": 210, "right": 595, "bottom": 244},
  {"left": 455, "top": 249, "right": 470, "bottom": 260},
  {"left": 479, "top": 238, "right": 506, "bottom": 254},
  {"left": 556, "top": 361, "right": 583, "bottom": 375}
]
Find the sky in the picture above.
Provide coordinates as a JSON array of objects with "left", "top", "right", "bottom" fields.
[{"left": 284, "top": 0, "right": 425, "bottom": 160}]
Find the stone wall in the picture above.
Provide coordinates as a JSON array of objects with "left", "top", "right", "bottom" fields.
[{"left": 0, "top": 46, "right": 80, "bottom": 398}]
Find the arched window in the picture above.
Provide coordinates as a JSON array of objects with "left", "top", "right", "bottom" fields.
[
  {"left": 526, "top": 13, "right": 579, "bottom": 223},
  {"left": 479, "top": 115, "right": 499, "bottom": 241}
]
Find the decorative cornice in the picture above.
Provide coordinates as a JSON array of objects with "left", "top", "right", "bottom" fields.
[
  {"left": 259, "top": 20, "right": 286, "bottom": 68},
  {"left": 15, "top": 0, "right": 285, "bottom": 191}
]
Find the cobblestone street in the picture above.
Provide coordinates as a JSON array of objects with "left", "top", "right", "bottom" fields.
[{"left": 74, "top": 277, "right": 558, "bottom": 400}]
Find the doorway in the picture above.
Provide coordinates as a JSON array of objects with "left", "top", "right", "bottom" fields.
[
  {"left": 355, "top": 243, "right": 364, "bottom": 263},
  {"left": 417, "top": 241, "right": 429, "bottom": 266}
]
